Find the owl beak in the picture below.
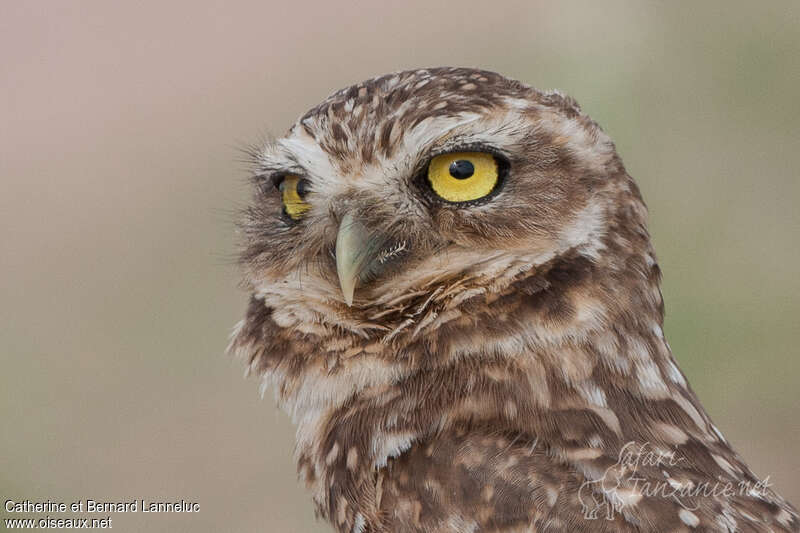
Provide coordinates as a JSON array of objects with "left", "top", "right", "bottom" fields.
[{"left": 335, "top": 212, "right": 390, "bottom": 307}]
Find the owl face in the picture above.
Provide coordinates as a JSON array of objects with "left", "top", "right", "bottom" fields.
[{"left": 241, "top": 68, "right": 621, "bottom": 326}]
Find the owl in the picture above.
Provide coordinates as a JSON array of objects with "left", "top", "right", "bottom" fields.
[{"left": 229, "top": 68, "right": 799, "bottom": 532}]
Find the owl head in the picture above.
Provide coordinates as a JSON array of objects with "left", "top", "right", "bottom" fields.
[
  {"left": 239, "top": 67, "right": 650, "bottom": 342},
  {"left": 233, "top": 69, "right": 800, "bottom": 533}
]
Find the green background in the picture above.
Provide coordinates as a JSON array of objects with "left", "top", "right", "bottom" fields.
[{"left": 1, "top": 1, "right": 798, "bottom": 531}]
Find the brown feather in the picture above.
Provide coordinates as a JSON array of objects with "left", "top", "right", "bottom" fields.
[{"left": 230, "top": 68, "right": 798, "bottom": 532}]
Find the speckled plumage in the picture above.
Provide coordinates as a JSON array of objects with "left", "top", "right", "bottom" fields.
[{"left": 230, "top": 68, "right": 799, "bottom": 532}]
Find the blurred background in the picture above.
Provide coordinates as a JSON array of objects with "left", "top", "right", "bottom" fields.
[{"left": 1, "top": 1, "right": 798, "bottom": 531}]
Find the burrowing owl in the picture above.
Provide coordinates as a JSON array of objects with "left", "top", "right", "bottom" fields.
[{"left": 230, "top": 68, "right": 798, "bottom": 532}]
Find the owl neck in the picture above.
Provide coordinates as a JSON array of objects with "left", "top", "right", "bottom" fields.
[{"left": 272, "top": 235, "right": 749, "bottom": 522}]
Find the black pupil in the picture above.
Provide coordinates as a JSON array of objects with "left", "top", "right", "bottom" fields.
[
  {"left": 296, "top": 178, "right": 309, "bottom": 198},
  {"left": 448, "top": 160, "right": 475, "bottom": 179},
  {"left": 275, "top": 177, "right": 309, "bottom": 197}
]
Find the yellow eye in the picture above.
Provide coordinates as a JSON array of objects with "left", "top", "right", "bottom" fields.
[
  {"left": 279, "top": 175, "right": 311, "bottom": 220},
  {"left": 426, "top": 152, "right": 500, "bottom": 203}
]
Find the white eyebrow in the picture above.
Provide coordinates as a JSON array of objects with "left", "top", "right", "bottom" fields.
[
  {"left": 256, "top": 141, "right": 298, "bottom": 174},
  {"left": 256, "top": 107, "right": 530, "bottom": 183},
  {"left": 402, "top": 113, "right": 483, "bottom": 156},
  {"left": 405, "top": 110, "right": 530, "bottom": 159}
]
